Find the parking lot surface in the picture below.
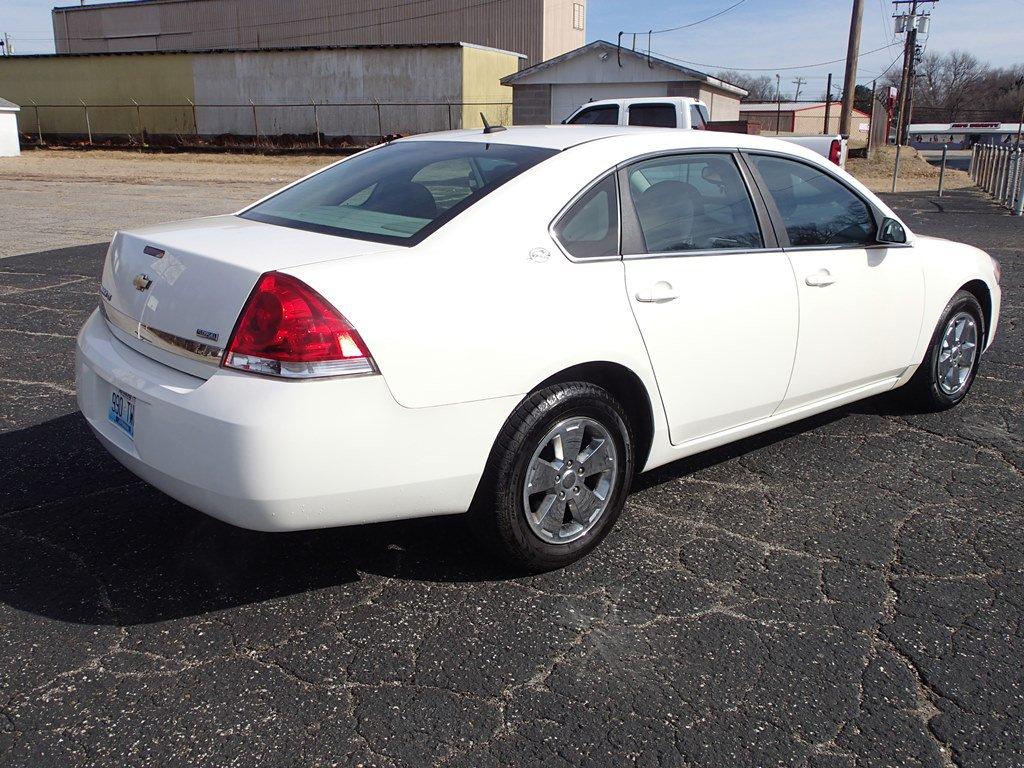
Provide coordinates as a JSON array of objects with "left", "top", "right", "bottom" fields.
[{"left": 0, "top": 156, "right": 1021, "bottom": 767}]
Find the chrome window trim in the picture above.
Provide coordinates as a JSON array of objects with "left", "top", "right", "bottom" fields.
[
  {"left": 622, "top": 246, "right": 785, "bottom": 261},
  {"left": 100, "top": 299, "right": 223, "bottom": 367},
  {"left": 548, "top": 169, "right": 623, "bottom": 263}
]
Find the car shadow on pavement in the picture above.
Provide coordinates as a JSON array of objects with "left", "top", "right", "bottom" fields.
[{"left": 0, "top": 389, "right": 907, "bottom": 628}]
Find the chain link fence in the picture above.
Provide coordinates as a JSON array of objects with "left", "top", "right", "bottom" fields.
[{"left": 17, "top": 99, "right": 514, "bottom": 151}]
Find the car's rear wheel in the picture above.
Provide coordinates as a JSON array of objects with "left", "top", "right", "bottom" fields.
[
  {"left": 470, "top": 382, "right": 634, "bottom": 572},
  {"left": 903, "top": 290, "right": 985, "bottom": 411}
]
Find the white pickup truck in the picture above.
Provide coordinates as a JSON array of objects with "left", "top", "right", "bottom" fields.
[{"left": 564, "top": 97, "right": 848, "bottom": 167}]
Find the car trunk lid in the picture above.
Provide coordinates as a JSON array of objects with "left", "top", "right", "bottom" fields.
[{"left": 99, "top": 215, "right": 397, "bottom": 379}]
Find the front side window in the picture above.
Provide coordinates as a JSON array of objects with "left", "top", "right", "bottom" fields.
[
  {"left": 553, "top": 175, "right": 619, "bottom": 259},
  {"left": 749, "top": 155, "right": 876, "bottom": 247},
  {"left": 242, "top": 141, "right": 556, "bottom": 244},
  {"left": 628, "top": 104, "right": 677, "bottom": 128},
  {"left": 626, "top": 153, "right": 763, "bottom": 253},
  {"left": 568, "top": 105, "right": 619, "bottom": 125}
]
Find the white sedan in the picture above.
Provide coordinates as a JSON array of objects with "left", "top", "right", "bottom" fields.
[{"left": 76, "top": 126, "right": 1002, "bottom": 571}]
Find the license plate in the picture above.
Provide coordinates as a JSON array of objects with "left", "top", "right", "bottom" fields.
[{"left": 107, "top": 387, "right": 136, "bottom": 439}]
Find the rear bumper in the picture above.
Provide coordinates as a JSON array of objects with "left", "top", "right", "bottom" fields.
[{"left": 76, "top": 309, "right": 517, "bottom": 531}]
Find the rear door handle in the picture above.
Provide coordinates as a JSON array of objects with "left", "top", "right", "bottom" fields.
[
  {"left": 805, "top": 269, "right": 836, "bottom": 287},
  {"left": 635, "top": 281, "right": 679, "bottom": 303}
]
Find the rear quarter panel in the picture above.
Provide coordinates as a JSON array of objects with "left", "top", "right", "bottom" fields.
[{"left": 287, "top": 141, "right": 663, "bottom": 414}]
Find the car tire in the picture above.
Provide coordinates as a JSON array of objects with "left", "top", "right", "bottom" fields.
[
  {"left": 903, "top": 290, "right": 985, "bottom": 411},
  {"left": 469, "top": 381, "right": 635, "bottom": 573}
]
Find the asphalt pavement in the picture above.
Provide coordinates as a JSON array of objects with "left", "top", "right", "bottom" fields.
[{"left": 0, "top": 183, "right": 1021, "bottom": 768}]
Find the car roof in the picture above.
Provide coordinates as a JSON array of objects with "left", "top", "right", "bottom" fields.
[
  {"left": 397, "top": 125, "right": 665, "bottom": 150},
  {"left": 396, "top": 125, "right": 826, "bottom": 161}
]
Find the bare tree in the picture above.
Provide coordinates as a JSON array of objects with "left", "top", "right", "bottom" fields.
[{"left": 716, "top": 71, "right": 778, "bottom": 102}]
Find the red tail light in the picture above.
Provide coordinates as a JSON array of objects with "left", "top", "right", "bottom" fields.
[
  {"left": 223, "top": 271, "right": 375, "bottom": 379},
  {"left": 828, "top": 139, "right": 842, "bottom": 165}
]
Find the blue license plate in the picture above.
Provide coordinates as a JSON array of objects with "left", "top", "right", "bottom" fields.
[{"left": 107, "top": 387, "right": 136, "bottom": 439}]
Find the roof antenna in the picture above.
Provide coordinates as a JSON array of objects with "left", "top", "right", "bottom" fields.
[{"left": 480, "top": 112, "right": 506, "bottom": 134}]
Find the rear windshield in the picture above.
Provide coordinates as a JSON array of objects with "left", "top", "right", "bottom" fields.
[{"left": 241, "top": 141, "right": 557, "bottom": 245}]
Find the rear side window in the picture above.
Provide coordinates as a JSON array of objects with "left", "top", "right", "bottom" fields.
[
  {"left": 242, "top": 141, "right": 556, "bottom": 245},
  {"left": 689, "top": 105, "right": 707, "bottom": 130},
  {"left": 553, "top": 175, "right": 619, "bottom": 259},
  {"left": 626, "top": 153, "right": 763, "bottom": 253},
  {"left": 628, "top": 104, "right": 677, "bottom": 128},
  {"left": 749, "top": 155, "right": 875, "bottom": 247},
  {"left": 568, "top": 105, "right": 619, "bottom": 125}
]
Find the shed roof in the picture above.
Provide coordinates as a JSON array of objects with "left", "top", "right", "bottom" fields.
[
  {"left": 0, "top": 97, "right": 20, "bottom": 112},
  {"left": 500, "top": 40, "right": 747, "bottom": 97}
]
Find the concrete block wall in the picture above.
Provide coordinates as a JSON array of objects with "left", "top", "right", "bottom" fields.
[{"left": 512, "top": 84, "right": 551, "bottom": 124}]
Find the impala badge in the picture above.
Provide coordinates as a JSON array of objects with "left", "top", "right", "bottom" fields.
[{"left": 133, "top": 274, "right": 153, "bottom": 291}]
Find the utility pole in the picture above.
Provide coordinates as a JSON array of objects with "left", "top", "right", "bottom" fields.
[
  {"left": 893, "top": 0, "right": 935, "bottom": 146},
  {"left": 839, "top": 0, "right": 864, "bottom": 136},
  {"left": 824, "top": 73, "right": 833, "bottom": 133},
  {"left": 775, "top": 74, "right": 782, "bottom": 135},
  {"left": 791, "top": 77, "right": 806, "bottom": 103}
]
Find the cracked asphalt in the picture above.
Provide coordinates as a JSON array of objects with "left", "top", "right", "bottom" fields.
[{"left": 0, "top": 166, "right": 1021, "bottom": 767}]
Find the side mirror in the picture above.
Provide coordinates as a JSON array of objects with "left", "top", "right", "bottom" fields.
[{"left": 878, "top": 217, "right": 907, "bottom": 244}]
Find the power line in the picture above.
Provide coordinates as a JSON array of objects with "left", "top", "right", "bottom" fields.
[
  {"left": 653, "top": 41, "right": 899, "bottom": 73},
  {"left": 621, "top": 0, "right": 747, "bottom": 36}
]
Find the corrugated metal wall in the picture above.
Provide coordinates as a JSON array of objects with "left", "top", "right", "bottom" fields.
[{"left": 52, "top": 0, "right": 582, "bottom": 65}]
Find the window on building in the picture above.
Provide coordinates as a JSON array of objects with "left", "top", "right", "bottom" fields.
[
  {"left": 627, "top": 104, "right": 677, "bottom": 128},
  {"left": 554, "top": 175, "right": 619, "bottom": 259},
  {"left": 625, "top": 154, "right": 763, "bottom": 253},
  {"left": 748, "top": 155, "right": 875, "bottom": 247},
  {"left": 573, "top": 3, "right": 585, "bottom": 30}
]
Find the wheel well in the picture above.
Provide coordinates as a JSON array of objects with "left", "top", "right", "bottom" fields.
[
  {"left": 960, "top": 279, "right": 992, "bottom": 345},
  {"left": 534, "top": 362, "right": 656, "bottom": 472}
]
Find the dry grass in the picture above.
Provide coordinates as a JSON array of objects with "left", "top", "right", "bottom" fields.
[
  {"left": 0, "top": 148, "right": 333, "bottom": 186},
  {"left": 846, "top": 145, "right": 973, "bottom": 193}
]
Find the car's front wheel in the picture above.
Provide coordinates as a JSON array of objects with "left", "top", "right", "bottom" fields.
[
  {"left": 904, "top": 290, "right": 985, "bottom": 411},
  {"left": 470, "top": 382, "right": 635, "bottom": 572}
]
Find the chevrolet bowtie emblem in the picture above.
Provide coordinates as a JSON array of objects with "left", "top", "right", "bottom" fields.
[{"left": 133, "top": 274, "right": 153, "bottom": 291}]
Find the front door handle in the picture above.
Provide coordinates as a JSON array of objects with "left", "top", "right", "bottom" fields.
[
  {"left": 805, "top": 269, "right": 836, "bottom": 287},
  {"left": 635, "top": 281, "right": 679, "bottom": 303}
]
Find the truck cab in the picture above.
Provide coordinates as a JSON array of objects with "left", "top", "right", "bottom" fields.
[{"left": 564, "top": 97, "right": 711, "bottom": 130}]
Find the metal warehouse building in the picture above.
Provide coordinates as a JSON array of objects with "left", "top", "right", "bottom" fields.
[
  {"left": 52, "top": 0, "right": 585, "bottom": 66},
  {"left": 0, "top": 43, "right": 520, "bottom": 142},
  {"left": 738, "top": 102, "right": 872, "bottom": 137}
]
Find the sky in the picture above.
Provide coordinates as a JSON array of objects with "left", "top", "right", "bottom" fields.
[{"left": 2, "top": 0, "right": 1022, "bottom": 93}]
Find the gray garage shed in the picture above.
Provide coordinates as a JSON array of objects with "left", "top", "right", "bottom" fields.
[{"left": 501, "top": 40, "right": 747, "bottom": 125}]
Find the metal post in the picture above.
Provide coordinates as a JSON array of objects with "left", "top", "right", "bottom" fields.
[
  {"left": 891, "top": 143, "right": 902, "bottom": 193},
  {"left": 375, "top": 100, "right": 383, "bottom": 141},
  {"left": 446, "top": 101, "right": 453, "bottom": 130},
  {"left": 1015, "top": 161, "right": 1024, "bottom": 216},
  {"left": 81, "top": 99, "right": 92, "bottom": 145},
  {"left": 31, "top": 99, "right": 42, "bottom": 144},
  {"left": 250, "top": 99, "right": 258, "bottom": 147},
  {"left": 1008, "top": 151, "right": 1021, "bottom": 209},
  {"left": 998, "top": 148, "right": 1008, "bottom": 200},
  {"left": 938, "top": 144, "right": 947, "bottom": 197},
  {"left": 311, "top": 100, "right": 321, "bottom": 148},
  {"left": 131, "top": 99, "right": 144, "bottom": 147},
  {"left": 187, "top": 97, "right": 198, "bottom": 138},
  {"left": 968, "top": 143, "right": 977, "bottom": 181}
]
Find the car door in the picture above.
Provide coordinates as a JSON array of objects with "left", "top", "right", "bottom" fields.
[
  {"left": 744, "top": 153, "right": 925, "bottom": 411},
  {"left": 621, "top": 151, "right": 799, "bottom": 445}
]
